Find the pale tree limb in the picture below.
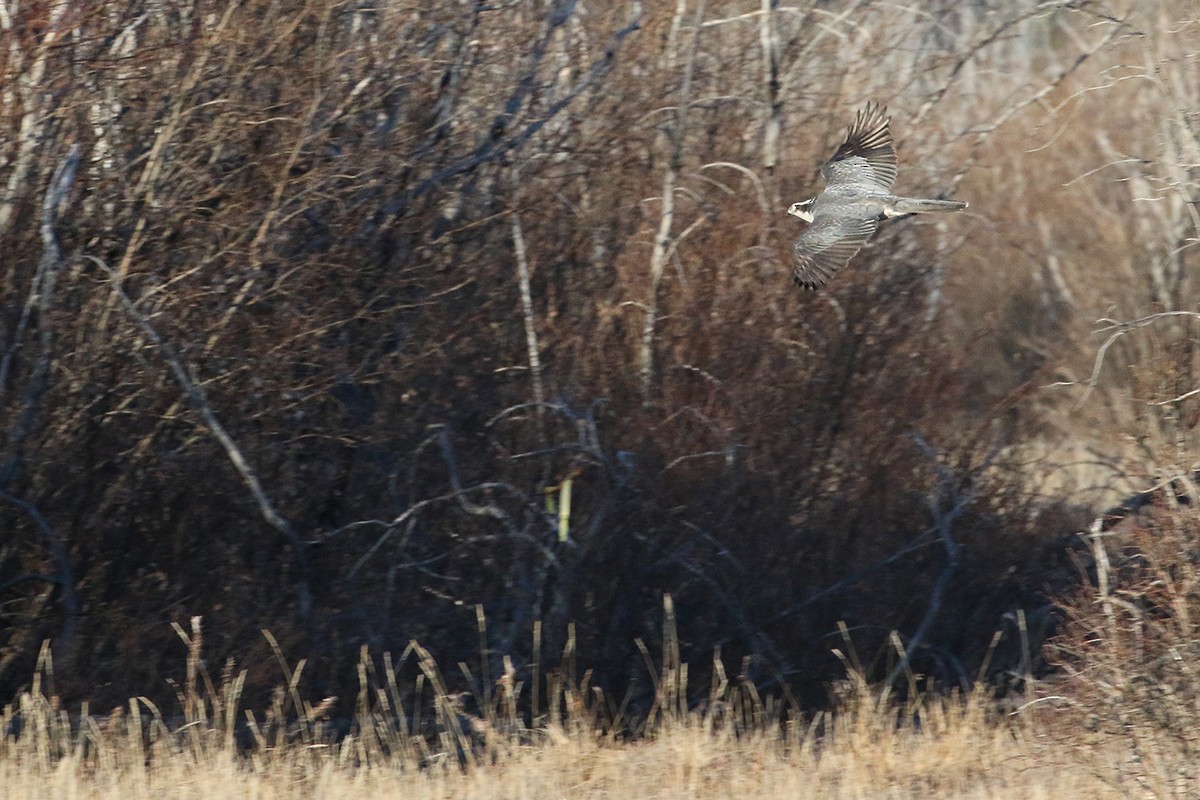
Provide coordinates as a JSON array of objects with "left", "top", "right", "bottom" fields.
[
  {"left": 335, "top": 480, "right": 561, "bottom": 585},
  {"left": 1046, "top": 311, "right": 1200, "bottom": 410},
  {"left": 0, "top": 2, "right": 73, "bottom": 234},
  {"left": 699, "top": 162, "right": 770, "bottom": 248},
  {"left": 87, "top": 256, "right": 314, "bottom": 619},
  {"left": 510, "top": 211, "right": 545, "bottom": 417},
  {"left": 1, "top": 144, "right": 80, "bottom": 485},
  {"left": 0, "top": 144, "right": 83, "bottom": 663},
  {"left": 942, "top": 6, "right": 1128, "bottom": 196},
  {"left": 640, "top": 0, "right": 705, "bottom": 403},
  {"left": 757, "top": 0, "right": 781, "bottom": 173}
]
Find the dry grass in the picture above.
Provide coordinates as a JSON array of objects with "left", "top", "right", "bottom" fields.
[
  {"left": 3, "top": 604, "right": 1194, "bottom": 800},
  {"left": 0, "top": 684, "right": 1158, "bottom": 799}
]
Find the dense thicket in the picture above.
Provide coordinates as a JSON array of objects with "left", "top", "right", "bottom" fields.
[{"left": 1, "top": 0, "right": 1196, "bottom": 715}]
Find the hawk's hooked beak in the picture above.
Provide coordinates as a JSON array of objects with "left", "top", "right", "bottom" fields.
[{"left": 788, "top": 200, "right": 815, "bottom": 223}]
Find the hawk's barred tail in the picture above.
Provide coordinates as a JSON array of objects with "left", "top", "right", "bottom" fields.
[{"left": 890, "top": 198, "right": 968, "bottom": 214}]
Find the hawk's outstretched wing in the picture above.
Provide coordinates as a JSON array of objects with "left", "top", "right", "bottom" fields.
[
  {"left": 792, "top": 216, "right": 879, "bottom": 290},
  {"left": 820, "top": 102, "right": 896, "bottom": 191}
]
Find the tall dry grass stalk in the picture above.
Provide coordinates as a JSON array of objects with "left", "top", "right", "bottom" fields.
[{"left": 0, "top": 606, "right": 1173, "bottom": 800}]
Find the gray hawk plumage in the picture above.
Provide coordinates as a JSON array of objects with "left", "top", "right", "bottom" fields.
[{"left": 788, "top": 103, "right": 967, "bottom": 290}]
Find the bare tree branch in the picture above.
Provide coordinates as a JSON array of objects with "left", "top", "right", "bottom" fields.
[
  {"left": 640, "top": 0, "right": 704, "bottom": 403},
  {"left": 89, "top": 256, "right": 313, "bottom": 619},
  {"left": 1, "top": 144, "right": 80, "bottom": 487},
  {"left": 1051, "top": 311, "right": 1200, "bottom": 409},
  {"left": 880, "top": 434, "right": 997, "bottom": 698},
  {"left": 370, "top": 3, "right": 643, "bottom": 229}
]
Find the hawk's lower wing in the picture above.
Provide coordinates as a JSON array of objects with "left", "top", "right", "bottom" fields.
[{"left": 792, "top": 216, "right": 879, "bottom": 290}]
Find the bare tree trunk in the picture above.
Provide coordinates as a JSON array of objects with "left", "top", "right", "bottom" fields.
[
  {"left": 0, "top": 144, "right": 83, "bottom": 667},
  {"left": 758, "top": 0, "right": 781, "bottom": 173},
  {"left": 1, "top": 145, "right": 80, "bottom": 486},
  {"left": 511, "top": 211, "right": 545, "bottom": 414},
  {"left": 640, "top": 0, "right": 704, "bottom": 404},
  {"left": 0, "top": 2, "right": 71, "bottom": 235}
]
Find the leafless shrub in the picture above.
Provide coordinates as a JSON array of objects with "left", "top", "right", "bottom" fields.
[
  {"left": 1048, "top": 505, "right": 1200, "bottom": 795},
  {"left": 0, "top": 0, "right": 1195, "bottom": 719}
]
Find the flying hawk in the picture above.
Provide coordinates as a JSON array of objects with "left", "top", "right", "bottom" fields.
[{"left": 788, "top": 103, "right": 967, "bottom": 290}]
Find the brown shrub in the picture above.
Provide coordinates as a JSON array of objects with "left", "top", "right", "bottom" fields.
[{"left": 0, "top": 0, "right": 1195, "bottom": 718}]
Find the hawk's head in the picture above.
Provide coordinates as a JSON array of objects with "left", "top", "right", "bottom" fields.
[{"left": 787, "top": 199, "right": 816, "bottom": 223}]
